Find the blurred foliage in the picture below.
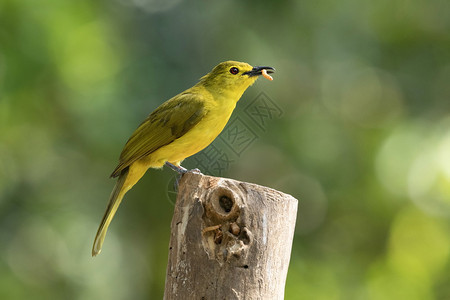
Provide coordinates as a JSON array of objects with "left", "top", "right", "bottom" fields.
[{"left": 1, "top": 0, "right": 450, "bottom": 299}]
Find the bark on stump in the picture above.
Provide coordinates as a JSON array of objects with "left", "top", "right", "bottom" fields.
[{"left": 164, "top": 173, "right": 298, "bottom": 300}]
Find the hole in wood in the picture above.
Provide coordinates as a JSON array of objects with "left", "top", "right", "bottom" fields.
[
  {"left": 240, "top": 228, "right": 251, "bottom": 245},
  {"left": 204, "top": 186, "right": 240, "bottom": 222},
  {"left": 219, "top": 195, "right": 233, "bottom": 213}
]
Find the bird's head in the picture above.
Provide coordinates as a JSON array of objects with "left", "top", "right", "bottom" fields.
[{"left": 199, "top": 61, "right": 275, "bottom": 99}]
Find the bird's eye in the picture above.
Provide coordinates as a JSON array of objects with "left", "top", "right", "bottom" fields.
[{"left": 229, "top": 67, "right": 239, "bottom": 75}]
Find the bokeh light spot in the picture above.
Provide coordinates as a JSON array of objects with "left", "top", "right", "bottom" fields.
[
  {"left": 57, "top": 21, "right": 121, "bottom": 93},
  {"left": 388, "top": 207, "right": 450, "bottom": 280}
]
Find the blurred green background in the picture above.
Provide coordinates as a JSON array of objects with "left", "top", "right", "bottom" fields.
[{"left": 1, "top": 0, "right": 450, "bottom": 299}]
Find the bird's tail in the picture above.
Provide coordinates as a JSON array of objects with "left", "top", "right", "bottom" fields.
[{"left": 92, "top": 167, "right": 129, "bottom": 256}]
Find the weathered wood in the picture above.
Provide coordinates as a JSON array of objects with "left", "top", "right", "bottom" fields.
[{"left": 164, "top": 173, "right": 298, "bottom": 300}]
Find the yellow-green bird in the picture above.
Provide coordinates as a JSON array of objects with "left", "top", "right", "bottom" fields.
[{"left": 92, "top": 61, "right": 275, "bottom": 256}]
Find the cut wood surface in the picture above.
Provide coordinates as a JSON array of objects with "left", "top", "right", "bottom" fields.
[{"left": 164, "top": 173, "right": 298, "bottom": 300}]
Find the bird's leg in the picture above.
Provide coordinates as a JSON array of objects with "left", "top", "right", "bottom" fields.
[
  {"left": 165, "top": 162, "right": 186, "bottom": 189},
  {"left": 165, "top": 162, "right": 202, "bottom": 175},
  {"left": 165, "top": 162, "right": 188, "bottom": 174},
  {"left": 165, "top": 162, "right": 203, "bottom": 189}
]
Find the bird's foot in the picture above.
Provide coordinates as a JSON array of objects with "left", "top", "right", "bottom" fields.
[
  {"left": 189, "top": 168, "right": 202, "bottom": 174},
  {"left": 165, "top": 162, "right": 202, "bottom": 175},
  {"left": 165, "top": 162, "right": 188, "bottom": 174},
  {"left": 166, "top": 163, "right": 203, "bottom": 189}
]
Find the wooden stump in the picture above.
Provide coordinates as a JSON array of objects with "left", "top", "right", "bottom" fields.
[{"left": 164, "top": 172, "right": 298, "bottom": 300}]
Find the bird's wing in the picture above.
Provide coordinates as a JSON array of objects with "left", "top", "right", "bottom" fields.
[{"left": 110, "top": 93, "right": 208, "bottom": 177}]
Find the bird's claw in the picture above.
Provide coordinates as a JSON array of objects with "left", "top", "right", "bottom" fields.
[
  {"left": 188, "top": 168, "right": 202, "bottom": 174},
  {"left": 165, "top": 162, "right": 188, "bottom": 174},
  {"left": 172, "top": 168, "right": 203, "bottom": 189},
  {"left": 165, "top": 162, "right": 203, "bottom": 177}
]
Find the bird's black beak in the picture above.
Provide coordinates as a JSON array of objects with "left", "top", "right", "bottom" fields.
[{"left": 243, "top": 66, "right": 275, "bottom": 77}]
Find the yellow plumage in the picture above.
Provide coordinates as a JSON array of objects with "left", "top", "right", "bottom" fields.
[{"left": 92, "top": 61, "right": 274, "bottom": 256}]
